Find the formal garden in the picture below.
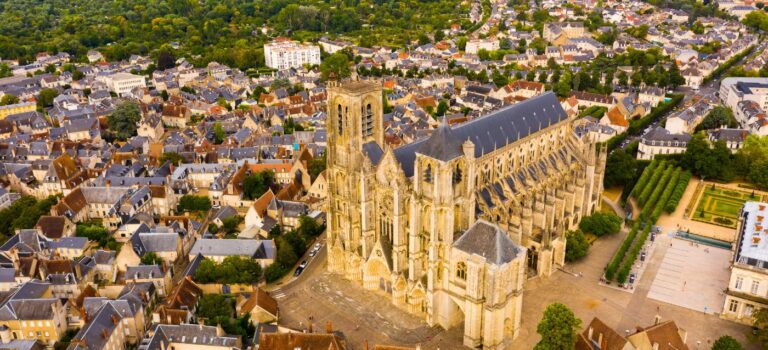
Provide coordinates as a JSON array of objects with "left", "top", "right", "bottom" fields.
[{"left": 691, "top": 185, "right": 765, "bottom": 228}]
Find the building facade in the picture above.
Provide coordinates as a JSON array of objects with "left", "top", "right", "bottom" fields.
[
  {"left": 723, "top": 201, "right": 768, "bottom": 324},
  {"left": 325, "top": 80, "right": 606, "bottom": 349},
  {"left": 264, "top": 39, "right": 321, "bottom": 70}
]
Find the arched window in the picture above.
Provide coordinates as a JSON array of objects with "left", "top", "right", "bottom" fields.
[
  {"left": 453, "top": 165, "right": 462, "bottom": 184},
  {"left": 424, "top": 164, "right": 432, "bottom": 183},
  {"left": 456, "top": 262, "right": 467, "bottom": 281},
  {"left": 363, "top": 103, "right": 373, "bottom": 137},
  {"left": 337, "top": 104, "right": 343, "bottom": 135}
]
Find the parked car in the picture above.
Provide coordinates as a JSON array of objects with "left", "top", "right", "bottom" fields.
[
  {"left": 640, "top": 251, "right": 646, "bottom": 262},
  {"left": 309, "top": 249, "right": 318, "bottom": 257},
  {"left": 629, "top": 273, "right": 636, "bottom": 284},
  {"left": 294, "top": 267, "right": 304, "bottom": 277},
  {"left": 314, "top": 242, "right": 322, "bottom": 250},
  {"left": 299, "top": 260, "right": 308, "bottom": 269}
]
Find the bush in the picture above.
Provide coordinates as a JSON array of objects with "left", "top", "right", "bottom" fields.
[
  {"left": 565, "top": 230, "right": 589, "bottom": 262},
  {"left": 714, "top": 217, "right": 734, "bottom": 225},
  {"left": 264, "top": 264, "right": 288, "bottom": 283},
  {"left": 637, "top": 161, "right": 668, "bottom": 206},
  {"left": 664, "top": 171, "right": 692, "bottom": 213},
  {"left": 616, "top": 224, "right": 651, "bottom": 284},
  {"left": 650, "top": 168, "right": 681, "bottom": 222},
  {"left": 639, "top": 166, "right": 675, "bottom": 220},
  {"left": 605, "top": 222, "right": 641, "bottom": 281},
  {"left": 76, "top": 221, "right": 119, "bottom": 250},
  {"left": 579, "top": 213, "right": 622, "bottom": 237},
  {"left": 630, "top": 160, "right": 660, "bottom": 199}
]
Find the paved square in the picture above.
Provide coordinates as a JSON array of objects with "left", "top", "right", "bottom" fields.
[{"left": 647, "top": 237, "right": 732, "bottom": 314}]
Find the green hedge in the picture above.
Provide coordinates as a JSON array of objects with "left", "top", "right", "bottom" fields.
[
  {"left": 605, "top": 221, "right": 640, "bottom": 281},
  {"left": 639, "top": 166, "right": 675, "bottom": 220},
  {"left": 637, "top": 161, "right": 668, "bottom": 206},
  {"left": 651, "top": 168, "right": 682, "bottom": 222},
  {"left": 631, "top": 160, "right": 660, "bottom": 199},
  {"left": 704, "top": 45, "right": 755, "bottom": 83},
  {"left": 626, "top": 94, "right": 684, "bottom": 135},
  {"left": 616, "top": 224, "right": 652, "bottom": 284},
  {"left": 664, "top": 171, "right": 692, "bottom": 213}
]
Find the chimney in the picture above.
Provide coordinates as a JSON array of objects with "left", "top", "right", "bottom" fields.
[
  {"left": 105, "top": 179, "right": 110, "bottom": 188},
  {"left": 325, "top": 321, "right": 333, "bottom": 334},
  {"left": 654, "top": 314, "right": 662, "bottom": 325},
  {"left": 101, "top": 329, "right": 108, "bottom": 339},
  {"left": 588, "top": 327, "right": 594, "bottom": 341},
  {"left": 111, "top": 314, "right": 119, "bottom": 325},
  {"left": 308, "top": 319, "right": 313, "bottom": 333}
]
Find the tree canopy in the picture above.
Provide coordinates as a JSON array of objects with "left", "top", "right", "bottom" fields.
[
  {"left": 106, "top": 100, "right": 141, "bottom": 141},
  {"left": 534, "top": 303, "right": 582, "bottom": 350},
  {"left": 579, "top": 212, "right": 622, "bottom": 237},
  {"left": 242, "top": 170, "right": 275, "bottom": 200},
  {"left": 194, "top": 256, "right": 262, "bottom": 284},
  {"left": 320, "top": 52, "right": 351, "bottom": 81},
  {"left": 711, "top": 336, "right": 743, "bottom": 350},
  {"left": 695, "top": 106, "right": 737, "bottom": 132},
  {"left": 565, "top": 230, "right": 589, "bottom": 262}
]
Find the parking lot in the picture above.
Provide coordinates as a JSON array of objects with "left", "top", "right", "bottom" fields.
[{"left": 647, "top": 236, "right": 732, "bottom": 314}]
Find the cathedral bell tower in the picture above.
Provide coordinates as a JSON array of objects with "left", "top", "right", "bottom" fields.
[{"left": 326, "top": 79, "right": 384, "bottom": 277}]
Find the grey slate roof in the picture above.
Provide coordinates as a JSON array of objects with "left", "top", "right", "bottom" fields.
[
  {"left": 189, "top": 239, "right": 275, "bottom": 259},
  {"left": 453, "top": 220, "right": 523, "bottom": 265},
  {"left": 394, "top": 92, "right": 567, "bottom": 177}
]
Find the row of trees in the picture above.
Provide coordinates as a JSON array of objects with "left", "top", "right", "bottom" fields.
[
  {"left": 264, "top": 216, "right": 325, "bottom": 282},
  {"left": 177, "top": 195, "right": 212, "bottom": 212},
  {"left": 566, "top": 212, "right": 623, "bottom": 262}
]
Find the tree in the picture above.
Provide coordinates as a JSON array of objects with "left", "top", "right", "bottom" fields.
[
  {"left": 754, "top": 308, "right": 768, "bottom": 348},
  {"left": 242, "top": 171, "right": 275, "bottom": 200},
  {"left": 695, "top": 106, "right": 737, "bottom": 132},
  {"left": 308, "top": 152, "right": 326, "bottom": 180},
  {"left": 0, "top": 64, "right": 10, "bottom": 78},
  {"left": 37, "top": 88, "right": 59, "bottom": 109},
  {"left": 156, "top": 50, "right": 176, "bottom": 70},
  {"left": 141, "top": 252, "right": 162, "bottom": 265},
  {"left": 436, "top": 101, "right": 449, "bottom": 117},
  {"left": 106, "top": 101, "right": 141, "bottom": 141},
  {"left": 197, "top": 294, "right": 233, "bottom": 322},
  {"left": 221, "top": 216, "right": 244, "bottom": 235},
  {"left": 0, "top": 94, "right": 19, "bottom": 106},
  {"left": 76, "top": 221, "right": 118, "bottom": 250},
  {"left": 748, "top": 160, "right": 768, "bottom": 190},
  {"left": 177, "top": 195, "right": 212, "bottom": 212},
  {"left": 579, "top": 213, "right": 622, "bottom": 236},
  {"left": 565, "top": 230, "right": 589, "bottom": 262},
  {"left": 297, "top": 215, "right": 324, "bottom": 238},
  {"left": 213, "top": 122, "right": 225, "bottom": 144},
  {"left": 711, "top": 336, "right": 743, "bottom": 350},
  {"left": 159, "top": 152, "right": 184, "bottom": 166},
  {"left": 617, "top": 71, "right": 629, "bottom": 87},
  {"left": 320, "top": 52, "right": 351, "bottom": 81},
  {"left": 534, "top": 303, "right": 581, "bottom": 350},
  {"left": 72, "top": 70, "right": 85, "bottom": 81}
]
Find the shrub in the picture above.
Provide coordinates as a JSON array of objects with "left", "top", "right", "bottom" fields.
[
  {"left": 637, "top": 162, "right": 668, "bottom": 206},
  {"left": 639, "top": 166, "right": 675, "bottom": 220},
  {"left": 565, "top": 230, "right": 589, "bottom": 262},
  {"left": 579, "top": 212, "right": 622, "bottom": 237},
  {"left": 630, "top": 160, "right": 660, "bottom": 199},
  {"left": 650, "top": 168, "right": 681, "bottom": 222},
  {"left": 664, "top": 171, "right": 692, "bottom": 213},
  {"left": 616, "top": 224, "right": 651, "bottom": 284},
  {"left": 605, "top": 222, "right": 641, "bottom": 281}
]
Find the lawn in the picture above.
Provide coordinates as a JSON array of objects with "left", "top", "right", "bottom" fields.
[{"left": 692, "top": 186, "right": 764, "bottom": 228}]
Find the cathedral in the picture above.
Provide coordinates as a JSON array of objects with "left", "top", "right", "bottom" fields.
[{"left": 325, "top": 80, "right": 606, "bottom": 349}]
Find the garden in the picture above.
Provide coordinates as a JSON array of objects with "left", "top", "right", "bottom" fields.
[
  {"left": 692, "top": 186, "right": 765, "bottom": 228},
  {"left": 603, "top": 160, "right": 692, "bottom": 285}
]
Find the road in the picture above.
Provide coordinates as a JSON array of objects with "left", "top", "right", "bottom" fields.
[{"left": 615, "top": 42, "right": 766, "bottom": 150}]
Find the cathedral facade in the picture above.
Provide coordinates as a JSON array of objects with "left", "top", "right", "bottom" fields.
[{"left": 325, "top": 80, "right": 606, "bottom": 349}]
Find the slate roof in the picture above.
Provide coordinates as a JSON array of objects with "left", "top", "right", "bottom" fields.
[
  {"left": 394, "top": 92, "right": 567, "bottom": 177},
  {"left": 453, "top": 220, "right": 523, "bottom": 265},
  {"left": 189, "top": 239, "right": 275, "bottom": 259}
]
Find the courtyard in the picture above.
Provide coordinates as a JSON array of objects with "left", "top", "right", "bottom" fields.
[
  {"left": 647, "top": 236, "right": 732, "bottom": 315},
  {"left": 271, "top": 222, "right": 759, "bottom": 349}
]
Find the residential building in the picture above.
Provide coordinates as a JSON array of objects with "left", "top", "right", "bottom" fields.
[{"left": 264, "top": 39, "right": 321, "bottom": 70}]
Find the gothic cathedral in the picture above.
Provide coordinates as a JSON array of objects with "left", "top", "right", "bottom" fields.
[{"left": 325, "top": 80, "right": 606, "bottom": 349}]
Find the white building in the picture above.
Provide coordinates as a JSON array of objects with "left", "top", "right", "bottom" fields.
[
  {"left": 723, "top": 202, "right": 768, "bottom": 324},
  {"left": 318, "top": 38, "right": 350, "bottom": 54},
  {"left": 721, "top": 78, "right": 768, "bottom": 134},
  {"left": 637, "top": 127, "right": 691, "bottom": 160},
  {"left": 465, "top": 39, "right": 500, "bottom": 54},
  {"left": 103, "top": 73, "right": 146, "bottom": 97},
  {"left": 721, "top": 77, "right": 768, "bottom": 115},
  {"left": 264, "top": 39, "right": 321, "bottom": 70}
]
